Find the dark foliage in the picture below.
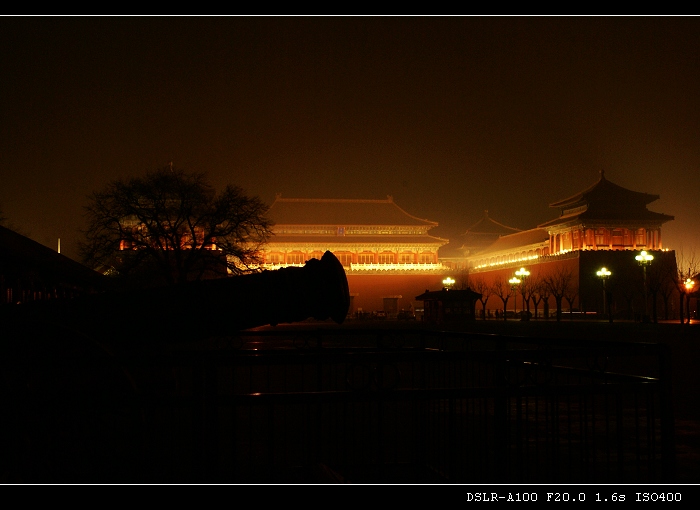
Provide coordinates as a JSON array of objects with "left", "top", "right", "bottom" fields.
[{"left": 79, "top": 166, "right": 273, "bottom": 287}]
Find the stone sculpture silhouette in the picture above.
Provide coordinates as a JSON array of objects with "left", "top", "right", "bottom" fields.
[{"left": 0, "top": 251, "right": 350, "bottom": 482}]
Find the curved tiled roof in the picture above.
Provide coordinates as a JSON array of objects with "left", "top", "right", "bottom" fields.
[
  {"left": 267, "top": 233, "right": 449, "bottom": 246},
  {"left": 267, "top": 195, "right": 438, "bottom": 227},
  {"left": 0, "top": 224, "right": 108, "bottom": 291},
  {"left": 549, "top": 171, "right": 660, "bottom": 208},
  {"left": 538, "top": 207, "right": 674, "bottom": 228},
  {"left": 463, "top": 210, "right": 521, "bottom": 235},
  {"left": 539, "top": 171, "right": 674, "bottom": 228},
  {"left": 472, "top": 228, "right": 550, "bottom": 256}
]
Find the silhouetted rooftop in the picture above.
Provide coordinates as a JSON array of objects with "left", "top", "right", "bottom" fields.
[
  {"left": 269, "top": 234, "right": 448, "bottom": 244},
  {"left": 463, "top": 210, "right": 521, "bottom": 236},
  {"left": 471, "top": 228, "right": 550, "bottom": 255},
  {"left": 267, "top": 195, "right": 439, "bottom": 227},
  {"left": 0, "top": 224, "right": 108, "bottom": 292},
  {"left": 539, "top": 171, "right": 674, "bottom": 228}
]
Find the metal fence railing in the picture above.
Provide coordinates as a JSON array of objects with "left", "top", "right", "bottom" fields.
[
  {"left": 1, "top": 327, "right": 675, "bottom": 483},
  {"left": 124, "top": 329, "right": 675, "bottom": 483}
]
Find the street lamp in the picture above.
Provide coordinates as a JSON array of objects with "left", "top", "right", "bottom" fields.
[
  {"left": 685, "top": 278, "right": 695, "bottom": 324},
  {"left": 515, "top": 267, "right": 530, "bottom": 319},
  {"left": 509, "top": 276, "right": 521, "bottom": 317},
  {"left": 443, "top": 276, "right": 455, "bottom": 290},
  {"left": 596, "top": 267, "right": 612, "bottom": 323},
  {"left": 515, "top": 268, "right": 530, "bottom": 279},
  {"left": 635, "top": 250, "right": 654, "bottom": 322}
]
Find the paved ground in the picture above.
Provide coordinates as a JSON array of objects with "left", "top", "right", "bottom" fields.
[
  {"left": 430, "top": 318, "right": 700, "bottom": 484},
  {"left": 253, "top": 318, "right": 700, "bottom": 484}
]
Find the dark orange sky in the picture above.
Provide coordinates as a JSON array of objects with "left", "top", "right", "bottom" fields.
[{"left": 1, "top": 16, "right": 698, "bottom": 261}]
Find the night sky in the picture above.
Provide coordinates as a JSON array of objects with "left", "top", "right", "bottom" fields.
[{"left": 1, "top": 17, "right": 698, "bottom": 262}]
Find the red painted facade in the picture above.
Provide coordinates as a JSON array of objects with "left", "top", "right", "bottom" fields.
[
  {"left": 262, "top": 195, "right": 450, "bottom": 315},
  {"left": 452, "top": 173, "right": 677, "bottom": 320}
]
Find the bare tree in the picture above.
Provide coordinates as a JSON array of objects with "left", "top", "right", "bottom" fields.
[
  {"left": 543, "top": 266, "right": 574, "bottom": 322},
  {"left": 470, "top": 276, "right": 492, "bottom": 320},
  {"left": 676, "top": 246, "right": 699, "bottom": 324},
  {"left": 80, "top": 166, "right": 273, "bottom": 287},
  {"left": 521, "top": 272, "right": 540, "bottom": 316},
  {"left": 564, "top": 287, "right": 578, "bottom": 320},
  {"left": 492, "top": 275, "right": 513, "bottom": 321},
  {"left": 530, "top": 278, "right": 547, "bottom": 319}
]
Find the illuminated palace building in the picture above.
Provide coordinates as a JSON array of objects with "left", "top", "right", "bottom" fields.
[
  {"left": 262, "top": 195, "right": 450, "bottom": 315},
  {"left": 261, "top": 173, "right": 677, "bottom": 319},
  {"left": 456, "top": 171, "right": 676, "bottom": 318}
]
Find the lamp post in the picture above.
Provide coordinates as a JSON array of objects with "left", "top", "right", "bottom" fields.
[
  {"left": 443, "top": 276, "right": 455, "bottom": 290},
  {"left": 509, "top": 276, "right": 521, "bottom": 318},
  {"left": 685, "top": 278, "right": 695, "bottom": 324},
  {"left": 596, "top": 267, "right": 612, "bottom": 323},
  {"left": 635, "top": 250, "right": 654, "bottom": 322},
  {"left": 515, "top": 267, "right": 530, "bottom": 319}
]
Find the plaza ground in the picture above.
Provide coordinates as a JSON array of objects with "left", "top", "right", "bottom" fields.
[{"left": 254, "top": 317, "right": 700, "bottom": 484}]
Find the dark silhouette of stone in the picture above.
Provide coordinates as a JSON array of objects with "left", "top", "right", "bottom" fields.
[
  {"left": 0, "top": 251, "right": 349, "bottom": 482},
  {"left": 4, "top": 250, "right": 350, "bottom": 344}
]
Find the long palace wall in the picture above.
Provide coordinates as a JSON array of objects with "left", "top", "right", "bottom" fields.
[
  {"left": 464, "top": 249, "right": 678, "bottom": 319},
  {"left": 346, "top": 272, "right": 451, "bottom": 315}
]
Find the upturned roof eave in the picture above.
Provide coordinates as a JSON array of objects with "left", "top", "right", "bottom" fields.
[
  {"left": 549, "top": 174, "right": 661, "bottom": 208},
  {"left": 465, "top": 228, "right": 550, "bottom": 258},
  {"left": 463, "top": 210, "right": 521, "bottom": 235},
  {"left": 266, "top": 233, "right": 450, "bottom": 246},
  {"left": 267, "top": 196, "right": 439, "bottom": 227},
  {"left": 0, "top": 224, "right": 109, "bottom": 289},
  {"left": 466, "top": 239, "right": 550, "bottom": 260},
  {"left": 539, "top": 211, "right": 675, "bottom": 229}
]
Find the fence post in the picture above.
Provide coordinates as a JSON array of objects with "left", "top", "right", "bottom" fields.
[
  {"left": 494, "top": 337, "right": 509, "bottom": 480},
  {"left": 658, "top": 343, "right": 677, "bottom": 482}
]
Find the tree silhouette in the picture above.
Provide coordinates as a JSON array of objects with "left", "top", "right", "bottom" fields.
[
  {"left": 491, "top": 275, "right": 513, "bottom": 321},
  {"left": 676, "top": 247, "right": 699, "bottom": 324},
  {"left": 543, "top": 266, "right": 574, "bottom": 322},
  {"left": 521, "top": 271, "right": 539, "bottom": 316},
  {"left": 564, "top": 286, "right": 578, "bottom": 320},
  {"left": 80, "top": 166, "right": 273, "bottom": 287},
  {"left": 470, "top": 276, "right": 492, "bottom": 319},
  {"left": 530, "top": 278, "right": 548, "bottom": 319}
]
